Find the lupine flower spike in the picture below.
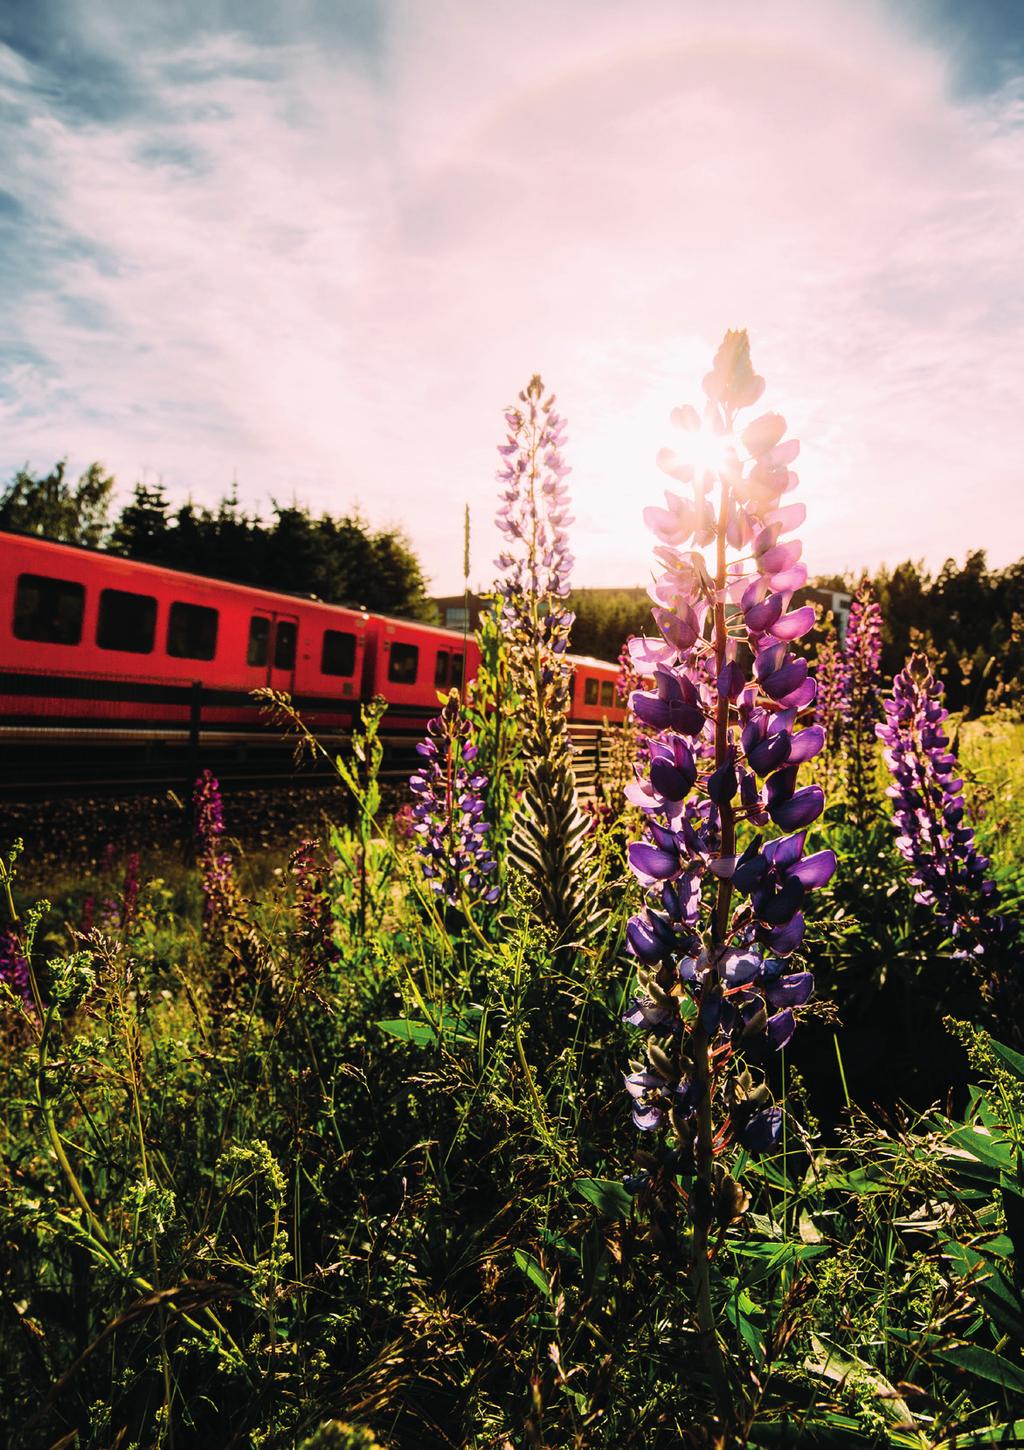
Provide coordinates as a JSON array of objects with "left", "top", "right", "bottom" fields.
[
  {"left": 494, "top": 376, "right": 602, "bottom": 942},
  {"left": 877, "top": 653, "right": 1003, "bottom": 951},
  {"left": 0, "top": 929, "right": 34, "bottom": 1013},
  {"left": 410, "top": 690, "right": 499, "bottom": 907},
  {"left": 813, "top": 633, "right": 843, "bottom": 760},
  {"left": 193, "top": 769, "right": 241, "bottom": 931},
  {"left": 621, "top": 331, "right": 834, "bottom": 1379},
  {"left": 841, "top": 580, "right": 884, "bottom": 823}
]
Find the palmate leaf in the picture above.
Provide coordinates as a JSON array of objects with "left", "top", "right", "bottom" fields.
[
  {"left": 377, "top": 1008, "right": 479, "bottom": 1049},
  {"left": 377, "top": 1018, "right": 438, "bottom": 1047},
  {"left": 941, "top": 1237, "right": 1024, "bottom": 1343}
]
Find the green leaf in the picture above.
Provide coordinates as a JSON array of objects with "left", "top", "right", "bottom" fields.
[
  {"left": 937, "top": 1421, "right": 1024, "bottom": 1448},
  {"left": 949, "top": 1126, "right": 1016, "bottom": 1173},
  {"left": 574, "top": 1177, "right": 633, "bottom": 1218},
  {"left": 376, "top": 1019, "right": 438, "bottom": 1047},
  {"left": 513, "top": 1249, "right": 552, "bottom": 1299},
  {"left": 990, "top": 1038, "right": 1024, "bottom": 1082},
  {"left": 937, "top": 1344, "right": 1024, "bottom": 1396},
  {"left": 723, "top": 1291, "right": 765, "bottom": 1360},
  {"left": 818, "top": 1165, "right": 889, "bottom": 1194}
]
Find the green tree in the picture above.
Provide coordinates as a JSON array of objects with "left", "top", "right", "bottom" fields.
[
  {"left": 567, "top": 587, "right": 650, "bottom": 661},
  {"left": 0, "top": 459, "right": 114, "bottom": 546},
  {"left": 106, "top": 483, "right": 435, "bottom": 622},
  {"left": 110, "top": 480, "right": 172, "bottom": 559}
]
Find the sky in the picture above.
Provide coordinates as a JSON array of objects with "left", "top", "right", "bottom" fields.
[{"left": 1, "top": 0, "right": 1023, "bottom": 596}]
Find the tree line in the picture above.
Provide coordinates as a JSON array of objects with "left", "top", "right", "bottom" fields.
[
  {"left": 568, "top": 558, "right": 1024, "bottom": 718},
  {"left": 3, "top": 460, "right": 1020, "bottom": 717},
  {"left": 0, "top": 460, "right": 436, "bottom": 621}
]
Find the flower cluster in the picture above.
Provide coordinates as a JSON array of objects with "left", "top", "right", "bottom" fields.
[
  {"left": 492, "top": 374, "right": 601, "bottom": 942},
  {"left": 841, "top": 581, "right": 883, "bottom": 722},
  {"left": 410, "top": 691, "right": 498, "bottom": 906},
  {"left": 289, "top": 839, "right": 340, "bottom": 975},
  {"left": 840, "top": 581, "right": 884, "bottom": 818},
  {"left": 192, "top": 770, "right": 240, "bottom": 930},
  {"left": 877, "top": 653, "right": 1001, "bottom": 949},
  {"left": 0, "top": 929, "right": 33, "bottom": 1012},
  {"left": 120, "top": 852, "right": 140, "bottom": 930},
  {"left": 494, "top": 374, "right": 575, "bottom": 708},
  {"left": 623, "top": 331, "right": 835, "bottom": 1161},
  {"left": 813, "top": 634, "right": 843, "bottom": 756}
]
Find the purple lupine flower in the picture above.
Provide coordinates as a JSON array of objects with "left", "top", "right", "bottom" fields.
[
  {"left": 120, "top": 852, "right": 140, "bottom": 929},
  {"left": 494, "top": 376, "right": 601, "bottom": 942},
  {"left": 494, "top": 376, "right": 575, "bottom": 710},
  {"left": 813, "top": 633, "right": 844, "bottom": 757},
  {"left": 841, "top": 581, "right": 883, "bottom": 724},
  {"left": 97, "top": 841, "right": 121, "bottom": 929},
  {"left": 193, "top": 768, "right": 226, "bottom": 842},
  {"left": 410, "top": 690, "right": 499, "bottom": 907},
  {"left": 192, "top": 769, "right": 239, "bottom": 930},
  {"left": 840, "top": 580, "right": 883, "bottom": 819},
  {"left": 877, "top": 653, "right": 1003, "bottom": 951},
  {"left": 0, "top": 928, "right": 34, "bottom": 1013},
  {"left": 289, "top": 839, "right": 340, "bottom": 972},
  {"left": 622, "top": 332, "right": 832, "bottom": 1161}
]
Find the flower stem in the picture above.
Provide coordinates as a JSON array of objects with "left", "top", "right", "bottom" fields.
[{"left": 690, "top": 464, "right": 734, "bottom": 1414}]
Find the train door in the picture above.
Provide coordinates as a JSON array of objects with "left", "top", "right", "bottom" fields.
[
  {"left": 269, "top": 612, "right": 298, "bottom": 694},
  {"left": 246, "top": 609, "right": 298, "bottom": 693}
]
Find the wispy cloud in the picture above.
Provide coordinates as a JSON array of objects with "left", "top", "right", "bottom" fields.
[{"left": 1, "top": 0, "right": 1023, "bottom": 591}]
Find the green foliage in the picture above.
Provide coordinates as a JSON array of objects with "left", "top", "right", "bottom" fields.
[
  {"left": 111, "top": 483, "right": 437, "bottom": 620},
  {"left": 3, "top": 462, "right": 436, "bottom": 621},
  {"left": 3, "top": 530, "right": 1024, "bottom": 1444},
  {"left": 507, "top": 741, "right": 608, "bottom": 945},
  {"left": 2, "top": 754, "right": 1024, "bottom": 1447},
  {"left": 464, "top": 593, "right": 525, "bottom": 868},
  {"left": 815, "top": 551, "right": 1024, "bottom": 718},
  {"left": 568, "top": 587, "right": 651, "bottom": 662},
  {"left": 0, "top": 459, "right": 114, "bottom": 546}
]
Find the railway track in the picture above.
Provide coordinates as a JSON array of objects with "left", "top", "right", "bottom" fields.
[{"left": 0, "top": 723, "right": 612, "bottom": 802}]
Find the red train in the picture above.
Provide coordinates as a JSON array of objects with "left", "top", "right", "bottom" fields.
[{"left": 0, "top": 530, "right": 625, "bottom": 788}]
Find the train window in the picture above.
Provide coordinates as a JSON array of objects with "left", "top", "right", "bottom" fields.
[
  {"left": 434, "top": 650, "right": 450, "bottom": 687},
  {"left": 388, "top": 642, "right": 419, "bottom": 684},
  {"left": 451, "top": 653, "right": 464, "bottom": 688},
  {"left": 322, "top": 629, "right": 356, "bottom": 677},
  {"left": 97, "top": 588, "right": 157, "bottom": 654},
  {"left": 584, "top": 677, "right": 599, "bottom": 705},
  {"left": 600, "top": 680, "right": 615, "bottom": 707},
  {"left": 167, "top": 601, "right": 218, "bottom": 660},
  {"left": 274, "top": 621, "right": 297, "bottom": 670},
  {"left": 13, "top": 573, "right": 85, "bottom": 645},
  {"left": 247, "top": 616, "right": 270, "bottom": 667}
]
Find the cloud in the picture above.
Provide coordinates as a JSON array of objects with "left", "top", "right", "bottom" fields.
[{"left": 1, "top": 0, "right": 1022, "bottom": 592}]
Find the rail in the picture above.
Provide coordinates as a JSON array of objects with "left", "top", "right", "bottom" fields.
[{"left": 0, "top": 702, "right": 619, "bottom": 803}]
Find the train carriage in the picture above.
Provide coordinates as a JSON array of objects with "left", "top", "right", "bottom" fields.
[
  {"left": 362, "top": 614, "right": 482, "bottom": 734},
  {"left": 569, "top": 655, "right": 624, "bottom": 724},
  {"left": 0, "top": 532, "right": 370, "bottom": 742},
  {"left": 0, "top": 529, "right": 627, "bottom": 793}
]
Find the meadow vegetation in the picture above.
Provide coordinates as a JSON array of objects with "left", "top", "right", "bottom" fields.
[{"left": 2, "top": 339, "right": 1024, "bottom": 1449}]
